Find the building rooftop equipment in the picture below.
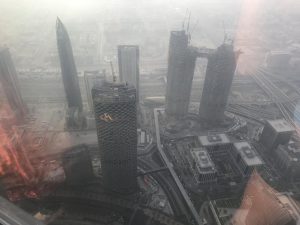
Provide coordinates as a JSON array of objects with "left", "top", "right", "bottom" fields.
[
  {"left": 92, "top": 81, "right": 136, "bottom": 103},
  {"left": 199, "top": 133, "right": 231, "bottom": 147},
  {"left": 233, "top": 142, "right": 263, "bottom": 167},
  {"left": 191, "top": 147, "right": 216, "bottom": 174}
]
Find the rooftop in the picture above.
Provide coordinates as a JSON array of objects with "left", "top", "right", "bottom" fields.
[
  {"left": 207, "top": 198, "right": 242, "bottom": 225},
  {"left": 92, "top": 81, "right": 136, "bottom": 103},
  {"left": 267, "top": 119, "right": 295, "bottom": 133},
  {"left": 233, "top": 142, "right": 264, "bottom": 166},
  {"left": 198, "top": 133, "right": 230, "bottom": 147},
  {"left": 118, "top": 45, "right": 139, "bottom": 49},
  {"left": 277, "top": 141, "right": 300, "bottom": 162},
  {"left": 192, "top": 148, "right": 215, "bottom": 173}
]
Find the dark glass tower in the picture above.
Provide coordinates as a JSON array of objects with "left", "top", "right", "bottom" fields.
[
  {"left": 199, "top": 43, "right": 237, "bottom": 123},
  {"left": 56, "top": 18, "right": 83, "bottom": 111},
  {"left": 92, "top": 82, "right": 137, "bottom": 194},
  {"left": 165, "top": 31, "right": 197, "bottom": 118},
  {"left": 0, "top": 48, "right": 26, "bottom": 121}
]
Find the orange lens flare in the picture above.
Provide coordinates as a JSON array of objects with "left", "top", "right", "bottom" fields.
[{"left": 0, "top": 103, "right": 38, "bottom": 199}]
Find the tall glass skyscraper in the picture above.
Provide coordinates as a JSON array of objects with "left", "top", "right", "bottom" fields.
[{"left": 92, "top": 82, "right": 137, "bottom": 194}]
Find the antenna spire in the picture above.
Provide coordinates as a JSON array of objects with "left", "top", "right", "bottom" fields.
[
  {"left": 182, "top": 8, "right": 189, "bottom": 31},
  {"left": 187, "top": 11, "right": 191, "bottom": 33},
  {"left": 110, "top": 61, "right": 116, "bottom": 83},
  {"left": 222, "top": 21, "right": 227, "bottom": 43}
]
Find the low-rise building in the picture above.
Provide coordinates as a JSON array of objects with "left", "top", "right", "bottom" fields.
[
  {"left": 198, "top": 133, "right": 231, "bottom": 151},
  {"left": 231, "top": 142, "right": 264, "bottom": 176},
  {"left": 190, "top": 147, "right": 217, "bottom": 183}
]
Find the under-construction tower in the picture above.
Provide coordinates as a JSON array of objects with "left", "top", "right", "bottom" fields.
[
  {"left": 0, "top": 48, "right": 26, "bottom": 122},
  {"left": 199, "top": 43, "right": 237, "bottom": 123},
  {"left": 92, "top": 82, "right": 137, "bottom": 194},
  {"left": 165, "top": 30, "right": 197, "bottom": 118}
]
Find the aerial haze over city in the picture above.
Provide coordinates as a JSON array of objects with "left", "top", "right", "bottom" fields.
[{"left": 0, "top": 0, "right": 300, "bottom": 224}]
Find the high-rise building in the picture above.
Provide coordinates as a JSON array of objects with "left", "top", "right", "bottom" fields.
[
  {"left": 118, "top": 45, "right": 139, "bottom": 101},
  {"left": 231, "top": 142, "right": 264, "bottom": 176},
  {"left": 0, "top": 47, "right": 26, "bottom": 121},
  {"left": 56, "top": 18, "right": 83, "bottom": 111},
  {"left": 260, "top": 119, "right": 294, "bottom": 150},
  {"left": 165, "top": 30, "right": 197, "bottom": 118},
  {"left": 199, "top": 43, "right": 237, "bottom": 123},
  {"left": 92, "top": 82, "right": 137, "bottom": 194},
  {"left": 189, "top": 147, "right": 217, "bottom": 183}
]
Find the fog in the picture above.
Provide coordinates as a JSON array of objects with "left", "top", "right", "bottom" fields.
[
  {"left": 1, "top": 1, "right": 300, "bottom": 224},
  {"left": 0, "top": 0, "right": 297, "bottom": 73}
]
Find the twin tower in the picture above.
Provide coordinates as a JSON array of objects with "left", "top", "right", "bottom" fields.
[{"left": 165, "top": 30, "right": 237, "bottom": 123}]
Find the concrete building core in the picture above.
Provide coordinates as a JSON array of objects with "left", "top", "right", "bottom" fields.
[
  {"left": 199, "top": 43, "right": 237, "bottom": 123},
  {"left": 92, "top": 81, "right": 137, "bottom": 194},
  {"left": 165, "top": 30, "right": 197, "bottom": 118}
]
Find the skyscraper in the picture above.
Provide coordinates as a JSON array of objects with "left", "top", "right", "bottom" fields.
[
  {"left": 199, "top": 43, "right": 237, "bottom": 123},
  {"left": 92, "top": 82, "right": 137, "bottom": 194},
  {"left": 165, "top": 30, "right": 197, "bottom": 118},
  {"left": 118, "top": 45, "right": 139, "bottom": 102},
  {"left": 0, "top": 47, "right": 26, "bottom": 121},
  {"left": 56, "top": 18, "right": 83, "bottom": 111}
]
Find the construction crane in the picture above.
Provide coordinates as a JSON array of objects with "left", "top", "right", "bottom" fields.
[{"left": 110, "top": 61, "right": 117, "bottom": 82}]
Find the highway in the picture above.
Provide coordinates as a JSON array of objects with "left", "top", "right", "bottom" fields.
[
  {"left": 251, "top": 67, "right": 300, "bottom": 136},
  {"left": 44, "top": 186, "right": 185, "bottom": 225},
  {"left": 227, "top": 103, "right": 279, "bottom": 123},
  {"left": 138, "top": 158, "right": 189, "bottom": 219},
  {"left": 153, "top": 108, "right": 203, "bottom": 225}
]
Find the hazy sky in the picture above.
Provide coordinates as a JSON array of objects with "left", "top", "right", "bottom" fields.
[
  {"left": 0, "top": 0, "right": 299, "bottom": 71},
  {"left": 0, "top": 0, "right": 242, "bottom": 44}
]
